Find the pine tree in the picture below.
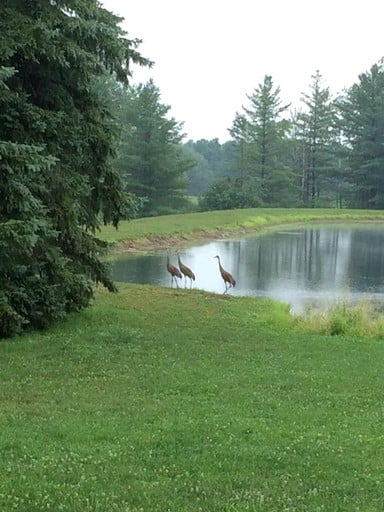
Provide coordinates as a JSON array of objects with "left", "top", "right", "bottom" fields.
[
  {"left": 339, "top": 60, "right": 384, "bottom": 208},
  {"left": 229, "top": 113, "right": 250, "bottom": 188},
  {"left": 231, "top": 75, "right": 291, "bottom": 205},
  {"left": 0, "top": 2, "right": 148, "bottom": 336},
  {"left": 295, "top": 71, "right": 336, "bottom": 207},
  {"left": 115, "top": 80, "right": 193, "bottom": 216}
]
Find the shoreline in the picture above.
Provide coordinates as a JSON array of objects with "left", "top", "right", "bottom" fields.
[{"left": 108, "top": 218, "right": 384, "bottom": 255}]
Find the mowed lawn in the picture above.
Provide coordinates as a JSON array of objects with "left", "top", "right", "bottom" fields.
[{"left": 1, "top": 284, "right": 384, "bottom": 511}]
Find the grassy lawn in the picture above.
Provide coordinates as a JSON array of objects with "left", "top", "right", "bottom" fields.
[
  {"left": 1, "top": 284, "right": 384, "bottom": 511},
  {"left": 99, "top": 207, "right": 384, "bottom": 249}
]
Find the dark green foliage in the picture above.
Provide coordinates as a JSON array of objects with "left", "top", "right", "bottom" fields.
[
  {"left": 262, "top": 166, "right": 300, "bottom": 207},
  {"left": 183, "top": 144, "right": 214, "bottom": 195},
  {"left": 191, "top": 138, "right": 227, "bottom": 178},
  {"left": 293, "top": 71, "right": 338, "bottom": 207},
  {"left": 183, "top": 139, "right": 236, "bottom": 196},
  {"left": 115, "top": 80, "right": 193, "bottom": 217},
  {"left": 0, "top": 141, "right": 80, "bottom": 336},
  {"left": 199, "top": 177, "right": 262, "bottom": 211},
  {"left": 228, "top": 76, "right": 293, "bottom": 205},
  {"left": 244, "top": 76, "right": 290, "bottom": 185},
  {"left": 339, "top": 60, "right": 384, "bottom": 208},
  {"left": 0, "top": 2, "right": 148, "bottom": 336}
]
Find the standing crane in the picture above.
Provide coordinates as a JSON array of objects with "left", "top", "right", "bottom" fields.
[
  {"left": 177, "top": 253, "right": 195, "bottom": 289},
  {"left": 214, "top": 255, "right": 236, "bottom": 294},
  {"left": 166, "top": 253, "right": 182, "bottom": 288}
]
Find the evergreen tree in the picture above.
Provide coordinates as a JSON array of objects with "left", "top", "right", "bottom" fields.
[
  {"left": 229, "top": 113, "right": 251, "bottom": 187},
  {"left": 230, "top": 75, "right": 291, "bottom": 205},
  {"left": 0, "top": 1, "right": 148, "bottom": 336},
  {"left": 294, "top": 71, "right": 336, "bottom": 206},
  {"left": 115, "top": 80, "right": 193, "bottom": 216},
  {"left": 339, "top": 60, "right": 384, "bottom": 208}
]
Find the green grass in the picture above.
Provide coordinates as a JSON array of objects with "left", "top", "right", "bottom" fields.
[
  {"left": 299, "top": 299, "right": 384, "bottom": 338},
  {"left": 99, "top": 207, "right": 384, "bottom": 248},
  {"left": 1, "top": 284, "right": 384, "bottom": 511}
]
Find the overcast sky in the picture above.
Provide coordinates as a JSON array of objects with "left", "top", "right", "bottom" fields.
[{"left": 101, "top": 0, "right": 383, "bottom": 142}]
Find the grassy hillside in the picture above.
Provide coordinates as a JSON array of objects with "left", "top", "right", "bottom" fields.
[
  {"left": 99, "top": 208, "right": 384, "bottom": 250},
  {"left": 1, "top": 284, "right": 384, "bottom": 511}
]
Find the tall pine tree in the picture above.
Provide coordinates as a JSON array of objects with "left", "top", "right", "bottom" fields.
[
  {"left": 0, "top": 1, "right": 148, "bottom": 336},
  {"left": 232, "top": 75, "right": 293, "bottom": 205},
  {"left": 339, "top": 60, "right": 384, "bottom": 208},
  {"left": 115, "top": 80, "right": 193, "bottom": 216},
  {"left": 295, "top": 71, "right": 336, "bottom": 207}
]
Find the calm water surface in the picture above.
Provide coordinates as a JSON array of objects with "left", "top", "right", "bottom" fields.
[{"left": 111, "top": 223, "right": 384, "bottom": 313}]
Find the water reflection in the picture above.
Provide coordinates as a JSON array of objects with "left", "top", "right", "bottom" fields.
[{"left": 111, "top": 224, "right": 384, "bottom": 313}]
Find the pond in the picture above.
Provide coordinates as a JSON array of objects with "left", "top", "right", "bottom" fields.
[{"left": 111, "top": 223, "right": 384, "bottom": 313}]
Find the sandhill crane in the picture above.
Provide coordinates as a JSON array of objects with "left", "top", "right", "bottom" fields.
[
  {"left": 214, "top": 255, "right": 236, "bottom": 294},
  {"left": 166, "top": 253, "right": 182, "bottom": 288},
  {"left": 177, "top": 253, "right": 195, "bottom": 289}
]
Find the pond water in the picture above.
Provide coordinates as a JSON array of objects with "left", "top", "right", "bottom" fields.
[{"left": 111, "top": 223, "right": 384, "bottom": 313}]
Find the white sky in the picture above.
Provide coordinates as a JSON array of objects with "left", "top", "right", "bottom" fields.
[{"left": 101, "top": 0, "right": 383, "bottom": 142}]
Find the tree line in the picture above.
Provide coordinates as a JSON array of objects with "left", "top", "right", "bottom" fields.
[
  {"left": 1, "top": 1, "right": 383, "bottom": 336},
  {"left": 194, "top": 68, "right": 384, "bottom": 211},
  {"left": 112, "top": 64, "right": 384, "bottom": 214}
]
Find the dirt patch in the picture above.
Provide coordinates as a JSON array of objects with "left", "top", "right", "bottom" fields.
[
  {"left": 109, "top": 218, "right": 384, "bottom": 255},
  {"left": 110, "top": 227, "right": 251, "bottom": 254}
]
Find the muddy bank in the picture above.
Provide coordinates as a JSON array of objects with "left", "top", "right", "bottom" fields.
[
  {"left": 109, "top": 218, "right": 384, "bottom": 255},
  {"left": 110, "top": 227, "right": 251, "bottom": 254}
]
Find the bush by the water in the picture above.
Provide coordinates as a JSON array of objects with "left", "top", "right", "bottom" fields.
[{"left": 298, "top": 300, "right": 384, "bottom": 338}]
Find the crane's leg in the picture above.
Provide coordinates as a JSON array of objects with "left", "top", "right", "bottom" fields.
[{"left": 175, "top": 277, "right": 179, "bottom": 289}]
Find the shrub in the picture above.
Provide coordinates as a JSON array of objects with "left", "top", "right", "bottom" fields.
[
  {"left": 199, "top": 177, "right": 262, "bottom": 211},
  {"left": 298, "top": 300, "right": 384, "bottom": 339}
]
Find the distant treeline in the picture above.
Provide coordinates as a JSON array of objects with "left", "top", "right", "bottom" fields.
[{"left": 114, "top": 65, "right": 384, "bottom": 216}]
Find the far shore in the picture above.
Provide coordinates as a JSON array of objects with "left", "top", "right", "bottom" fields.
[{"left": 98, "top": 208, "right": 384, "bottom": 255}]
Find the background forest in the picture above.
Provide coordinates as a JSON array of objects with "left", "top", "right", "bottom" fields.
[{"left": 114, "top": 65, "right": 384, "bottom": 215}]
